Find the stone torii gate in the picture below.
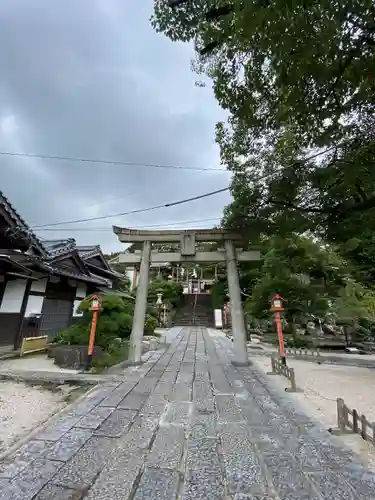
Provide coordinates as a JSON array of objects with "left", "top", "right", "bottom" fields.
[{"left": 113, "top": 227, "right": 261, "bottom": 366}]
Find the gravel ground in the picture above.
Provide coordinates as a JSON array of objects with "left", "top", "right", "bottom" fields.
[
  {"left": 253, "top": 354, "right": 375, "bottom": 471},
  {"left": 0, "top": 354, "right": 78, "bottom": 373},
  {"left": 0, "top": 381, "right": 74, "bottom": 455}
]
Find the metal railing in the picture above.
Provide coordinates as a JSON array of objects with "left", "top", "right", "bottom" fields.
[{"left": 336, "top": 398, "right": 375, "bottom": 446}]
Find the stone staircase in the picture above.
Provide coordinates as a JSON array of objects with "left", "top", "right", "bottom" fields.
[{"left": 172, "top": 294, "right": 214, "bottom": 327}]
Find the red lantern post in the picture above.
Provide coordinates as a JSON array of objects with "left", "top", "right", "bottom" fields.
[
  {"left": 270, "top": 294, "right": 286, "bottom": 365},
  {"left": 86, "top": 294, "right": 102, "bottom": 371}
]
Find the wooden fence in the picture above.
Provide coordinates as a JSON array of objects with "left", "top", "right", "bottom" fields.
[
  {"left": 269, "top": 356, "right": 301, "bottom": 392},
  {"left": 286, "top": 347, "right": 321, "bottom": 357},
  {"left": 336, "top": 398, "right": 375, "bottom": 445}
]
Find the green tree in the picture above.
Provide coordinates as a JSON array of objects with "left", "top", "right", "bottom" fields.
[
  {"left": 153, "top": 1, "right": 375, "bottom": 285},
  {"left": 245, "top": 236, "right": 347, "bottom": 335},
  {"left": 54, "top": 293, "right": 136, "bottom": 349},
  {"left": 147, "top": 279, "right": 184, "bottom": 309},
  {"left": 153, "top": 1, "right": 375, "bottom": 148}
]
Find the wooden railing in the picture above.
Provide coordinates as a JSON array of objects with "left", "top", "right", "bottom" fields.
[
  {"left": 336, "top": 398, "right": 375, "bottom": 446},
  {"left": 269, "top": 356, "right": 300, "bottom": 393},
  {"left": 286, "top": 347, "right": 321, "bottom": 357}
]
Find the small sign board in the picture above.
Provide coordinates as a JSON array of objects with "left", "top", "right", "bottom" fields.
[{"left": 214, "top": 309, "right": 223, "bottom": 328}]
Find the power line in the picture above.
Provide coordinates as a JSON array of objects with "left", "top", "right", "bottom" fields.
[
  {"left": 0, "top": 150, "right": 228, "bottom": 172},
  {"left": 34, "top": 216, "right": 222, "bottom": 232},
  {"left": 32, "top": 187, "right": 230, "bottom": 228}
]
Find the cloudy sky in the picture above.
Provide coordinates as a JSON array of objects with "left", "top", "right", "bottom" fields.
[{"left": 0, "top": 0, "right": 231, "bottom": 253}]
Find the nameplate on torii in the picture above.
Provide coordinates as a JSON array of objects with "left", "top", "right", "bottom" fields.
[{"left": 180, "top": 233, "right": 196, "bottom": 256}]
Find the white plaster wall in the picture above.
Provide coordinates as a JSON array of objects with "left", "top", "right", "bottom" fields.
[
  {"left": 73, "top": 299, "right": 84, "bottom": 316},
  {"left": 25, "top": 295, "right": 44, "bottom": 316},
  {"left": 76, "top": 283, "right": 87, "bottom": 299},
  {"left": 0, "top": 280, "right": 27, "bottom": 313},
  {"left": 30, "top": 278, "right": 47, "bottom": 293}
]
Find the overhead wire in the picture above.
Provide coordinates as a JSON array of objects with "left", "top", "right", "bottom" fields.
[
  {"left": 31, "top": 187, "right": 230, "bottom": 228},
  {"left": 33, "top": 216, "right": 222, "bottom": 232},
  {"left": 0, "top": 150, "right": 227, "bottom": 172}
]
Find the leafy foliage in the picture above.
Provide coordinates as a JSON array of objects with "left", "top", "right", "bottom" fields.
[
  {"left": 54, "top": 293, "right": 143, "bottom": 350},
  {"left": 244, "top": 236, "right": 347, "bottom": 331},
  {"left": 152, "top": 1, "right": 375, "bottom": 289},
  {"left": 147, "top": 279, "right": 183, "bottom": 309}
]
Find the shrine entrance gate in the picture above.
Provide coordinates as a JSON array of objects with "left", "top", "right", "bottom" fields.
[{"left": 113, "top": 227, "right": 261, "bottom": 366}]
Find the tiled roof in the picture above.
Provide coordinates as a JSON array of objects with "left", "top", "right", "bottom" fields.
[
  {"left": 0, "top": 191, "right": 46, "bottom": 256},
  {"left": 45, "top": 264, "right": 110, "bottom": 285},
  {"left": 43, "top": 238, "right": 76, "bottom": 259},
  {"left": 76, "top": 245, "right": 101, "bottom": 260}
]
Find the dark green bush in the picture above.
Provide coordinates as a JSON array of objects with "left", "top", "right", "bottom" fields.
[
  {"left": 286, "top": 335, "right": 313, "bottom": 349},
  {"left": 144, "top": 314, "right": 158, "bottom": 334}
]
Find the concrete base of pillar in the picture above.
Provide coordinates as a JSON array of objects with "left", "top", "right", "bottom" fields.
[
  {"left": 231, "top": 359, "right": 252, "bottom": 367},
  {"left": 127, "top": 360, "right": 144, "bottom": 367}
]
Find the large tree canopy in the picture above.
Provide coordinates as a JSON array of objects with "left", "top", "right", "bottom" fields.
[
  {"left": 153, "top": 0, "right": 375, "bottom": 146},
  {"left": 152, "top": 1, "right": 375, "bottom": 284}
]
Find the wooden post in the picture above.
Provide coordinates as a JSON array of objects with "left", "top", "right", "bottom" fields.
[
  {"left": 289, "top": 368, "right": 297, "bottom": 392},
  {"left": 353, "top": 409, "right": 359, "bottom": 434},
  {"left": 337, "top": 398, "right": 346, "bottom": 433},
  {"left": 361, "top": 414, "right": 368, "bottom": 441}
]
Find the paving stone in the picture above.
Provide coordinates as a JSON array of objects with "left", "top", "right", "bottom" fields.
[
  {"left": 219, "top": 423, "right": 268, "bottom": 496},
  {"left": 181, "top": 468, "right": 225, "bottom": 500},
  {"left": 169, "top": 383, "right": 191, "bottom": 401},
  {"left": 308, "top": 471, "right": 356, "bottom": 500},
  {"left": 35, "top": 414, "right": 82, "bottom": 442},
  {"left": 117, "top": 390, "right": 150, "bottom": 410},
  {"left": 237, "top": 400, "right": 267, "bottom": 426},
  {"left": 1, "top": 327, "right": 374, "bottom": 500},
  {"left": 233, "top": 495, "right": 275, "bottom": 500},
  {"left": 99, "top": 382, "right": 136, "bottom": 407},
  {"left": 187, "top": 438, "right": 221, "bottom": 474},
  {"left": 309, "top": 436, "right": 364, "bottom": 471},
  {"left": 190, "top": 413, "right": 217, "bottom": 439},
  {"left": 163, "top": 401, "right": 192, "bottom": 426},
  {"left": 289, "top": 437, "right": 329, "bottom": 472},
  {"left": 133, "top": 467, "right": 179, "bottom": 500},
  {"left": 147, "top": 425, "right": 185, "bottom": 469},
  {"left": 0, "top": 439, "right": 54, "bottom": 479},
  {"left": 195, "top": 397, "right": 215, "bottom": 413},
  {"left": 340, "top": 469, "right": 375, "bottom": 500},
  {"left": 153, "top": 381, "right": 173, "bottom": 396},
  {"left": 114, "top": 415, "right": 158, "bottom": 453},
  {"left": 93, "top": 409, "right": 135, "bottom": 438},
  {"left": 215, "top": 395, "right": 245, "bottom": 422},
  {"left": 45, "top": 429, "right": 93, "bottom": 462},
  {"left": 84, "top": 451, "right": 142, "bottom": 500},
  {"left": 262, "top": 452, "right": 321, "bottom": 500},
  {"left": 74, "top": 407, "right": 114, "bottom": 430},
  {"left": 33, "top": 484, "right": 86, "bottom": 500},
  {"left": 51, "top": 436, "right": 113, "bottom": 490},
  {"left": 136, "top": 377, "right": 160, "bottom": 394},
  {"left": 2, "top": 459, "right": 64, "bottom": 500},
  {"left": 141, "top": 395, "right": 168, "bottom": 416},
  {"left": 247, "top": 427, "right": 286, "bottom": 455}
]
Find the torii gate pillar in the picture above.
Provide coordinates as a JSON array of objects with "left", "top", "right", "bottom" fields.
[
  {"left": 224, "top": 240, "right": 249, "bottom": 366},
  {"left": 130, "top": 240, "right": 151, "bottom": 363}
]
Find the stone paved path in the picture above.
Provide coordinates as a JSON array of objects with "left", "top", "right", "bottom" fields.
[{"left": 0, "top": 327, "right": 375, "bottom": 499}]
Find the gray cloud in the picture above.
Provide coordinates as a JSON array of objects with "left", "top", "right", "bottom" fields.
[{"left": 0, "top": 0, "right": 230, "bottom": 253}]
